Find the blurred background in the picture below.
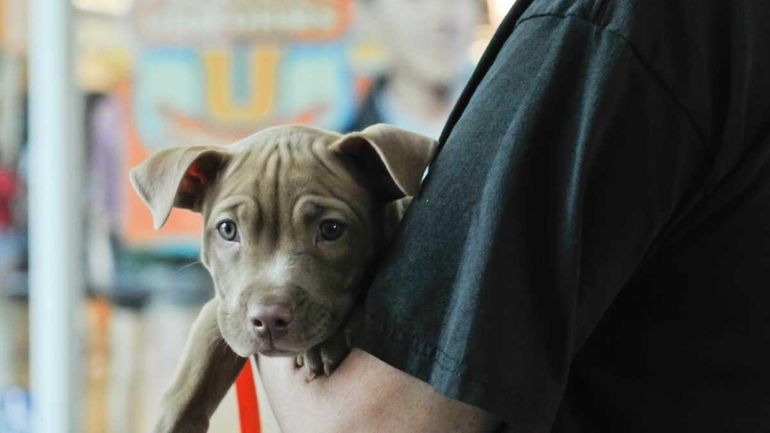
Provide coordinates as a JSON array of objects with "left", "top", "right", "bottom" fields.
[{"left": 0, "top": 0, "right": 514, "bottom": 432}]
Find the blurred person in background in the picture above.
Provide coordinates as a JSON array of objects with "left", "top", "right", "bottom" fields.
[{"left": 347, "top": 0, "right": 482, "bottom": 137}]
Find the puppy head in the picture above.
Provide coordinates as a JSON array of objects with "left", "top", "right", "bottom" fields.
[{"left": 130, "top": 124, "right": 436, "bottom": 357}]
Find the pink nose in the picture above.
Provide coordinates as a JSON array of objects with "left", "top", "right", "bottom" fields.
[{"left": 249, "top": 303, "right": 293, "bottom": 340}]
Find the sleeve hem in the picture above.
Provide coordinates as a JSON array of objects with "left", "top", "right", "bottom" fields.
[{"left": 351, "top": 312, "right": 558, "bottom": 433}]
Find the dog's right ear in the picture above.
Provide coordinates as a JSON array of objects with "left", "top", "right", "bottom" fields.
[
  {"left": 330, "top": 124, "right": 438, "bottom": 202},
  {"left": 129, "top": 146, "right": 229, "bottom": 229}
]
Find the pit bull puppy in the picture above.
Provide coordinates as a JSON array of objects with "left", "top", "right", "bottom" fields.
[{"left": 129, "top": 124, "right": 437, "bottom": 432}]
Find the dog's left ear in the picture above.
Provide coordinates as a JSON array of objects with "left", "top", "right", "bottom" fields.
[
  {"left": 330, "top": 124, "right": 438, "bottom": 201},
  {"left": 129, "top": 146, "right": 229, "bottom": 229}
]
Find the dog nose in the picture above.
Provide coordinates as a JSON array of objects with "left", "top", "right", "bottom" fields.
[{"left": 249, "top": 303, "right": 293, "bottom": 340}]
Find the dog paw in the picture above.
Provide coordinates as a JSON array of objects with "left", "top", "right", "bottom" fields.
[{"left": 294, "top": 330, "right": 350, "bottom": 382}]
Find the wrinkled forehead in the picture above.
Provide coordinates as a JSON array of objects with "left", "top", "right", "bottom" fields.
[
  {"left": 230, "top": 125, "right": 341, "bottom": 153},
  {"left": 215, "top": 125, "right": 370, "bottom": 203}
]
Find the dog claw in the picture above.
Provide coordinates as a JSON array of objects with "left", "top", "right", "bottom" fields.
[
  {"left": 323, "top": 361, "right": 334, "bottom": 377},
  {"left": 297, "top": 328, "right": 350, "bottom": 381}
]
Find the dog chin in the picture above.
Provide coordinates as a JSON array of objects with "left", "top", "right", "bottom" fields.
[
  {"left": 228, "top": 342, "right": 258, "bottom": 358},
  {"left": 223, "top": 324, "right": 336, "bottom": 357},
  {"left": 226, "top": 335, "right": 304, "bottom": 358},
  {"left": 222, "top": 334, "right": 268, "bottom": 358},
  {"left": 257, "top": 347, "right": 295, "bottom": 357}
]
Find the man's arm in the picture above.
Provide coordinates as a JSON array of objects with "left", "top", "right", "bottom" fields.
[
  {"left": 257, "top": 349, "right": 500, "bottom": 433},
  {"left": 152, "top": 300, "right": 496, "bottom": 433}
]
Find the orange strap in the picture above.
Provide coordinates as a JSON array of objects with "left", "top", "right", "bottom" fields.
[{"left": 235, "top": 361, "right": 261, "bottom": 433}]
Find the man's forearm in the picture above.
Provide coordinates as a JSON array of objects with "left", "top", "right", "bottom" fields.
[{"left": 257, "top": 349, "right": 499, "bottom": 433}]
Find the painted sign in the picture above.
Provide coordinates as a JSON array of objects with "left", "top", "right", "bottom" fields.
[{"left": 133, "top": 0, "right": 351, "bottom": 45}]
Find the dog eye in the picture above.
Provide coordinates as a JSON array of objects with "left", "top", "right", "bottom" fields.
[
  {"left": 217, "top": 220, "right": 239, "bottom": 242},
  {"left": 318, "top": 219, "right": 346, "bottom": 242}
]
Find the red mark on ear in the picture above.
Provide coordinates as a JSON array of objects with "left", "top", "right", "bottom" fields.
[
  {"left": 178, "top": 160, "right": 212, "bottom": 194},
  {"left": 186, "top": 161, "right": 209, "bottom": 186}
]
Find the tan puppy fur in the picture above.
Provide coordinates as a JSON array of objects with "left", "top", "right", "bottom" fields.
[{"left": 130, "top": 124, "right": 436, "bottom": 432}]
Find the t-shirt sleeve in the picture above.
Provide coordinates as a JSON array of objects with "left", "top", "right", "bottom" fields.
[{"left": 351, "top": 14, "right": 709, "bottom": 433}]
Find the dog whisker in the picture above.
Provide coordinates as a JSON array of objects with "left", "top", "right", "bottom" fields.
[{"left": 177, "top": 260, "right": 203, "bottom": 271}]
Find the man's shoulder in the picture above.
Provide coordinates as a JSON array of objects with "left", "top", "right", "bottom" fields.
[
  {"left": 514, "top": 0, "right": 769, "bottom": 151},
  {"left": 518, "top": 0, "right": 605, "bottom": 25},
  {"left": 519, "top": 0, "right": 766, "bottom": 37}
]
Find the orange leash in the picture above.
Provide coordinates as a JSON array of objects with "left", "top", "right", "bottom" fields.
[{"left": 235, "top": 361, "right": 261, "bottom": 433}]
